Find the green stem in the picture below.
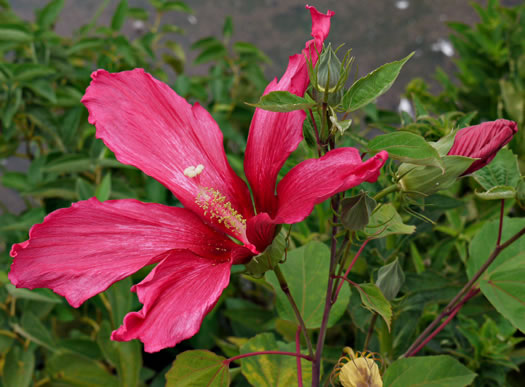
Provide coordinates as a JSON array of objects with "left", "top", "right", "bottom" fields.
[
  {"left": 373, "top": 184, "right": 398, "bottom": 201},
  {"left": 274, "top": 265, "right": 314, "bottom": 358}
]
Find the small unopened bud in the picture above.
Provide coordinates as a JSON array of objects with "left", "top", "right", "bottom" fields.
[
  {"left": 316, "top": 43, "right": 342, "bottom": 93},
  {"left": 309, "top": 43, "right": 353, "bottom": 105},
  {"left": 341, "top": 191, "right": 376, "bottom": 231},
  {"left": 376, "top": 258, "right": 405, "bottom": 300}
]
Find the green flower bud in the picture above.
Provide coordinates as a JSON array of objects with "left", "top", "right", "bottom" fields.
[
  {"left": 316, "top": 43, "right": 342, "bottom": 93},
  {"left": 376, "top": 258, "right": 405, "bottom": 301},
  {"left": 341, "top": 191, "right": 376, "bottom": 231},
  {"left": 397, "top": 155, "right": 475, "bottom": 197},
  {"left": 309, "top": 43, "right": 353, "bottom": 105}
]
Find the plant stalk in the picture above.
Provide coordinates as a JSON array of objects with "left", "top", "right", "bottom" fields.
[
  {"left": 312, "top": 194, "right": 341, "bottom": 386},
  {"left": 403, "top": 224, "right": 525, "bottom": 357},
  {"left": 274, "top": 265, "right": 314, "bottom": 358}
]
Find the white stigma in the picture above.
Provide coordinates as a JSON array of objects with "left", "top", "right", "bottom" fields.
[{"left": 183, "top": 164, "right": 205, "bottom": 178}]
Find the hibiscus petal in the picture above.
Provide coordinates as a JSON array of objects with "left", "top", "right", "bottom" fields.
[
  {"left": 81, "top": 69, "right": 254, "bottom": 243},
  {"left": 111, "top": 250, "right": 231, "bottom": 353},
  {"left": 447, "top": 119, "right": 518, "bottom": 175},
  {"left": 274, "top": 149, "right": 388, "bottom": 224},
  {"left": 244, "top": 6, "right": 334, "bottom": 216},
  {"left": 9, "top": 198, "right": 237, "bottom": 307}
]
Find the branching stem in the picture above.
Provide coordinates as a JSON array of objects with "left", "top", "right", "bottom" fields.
[{"left": 403, "top": 221, "right": 525, "bottom": 357}]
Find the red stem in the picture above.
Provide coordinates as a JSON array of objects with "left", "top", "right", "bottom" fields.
[
  {"left": 224, "top": 351, "right": 312, "bottom": 365},
  {"left": 312, "top": 195, "right": 340, "bottom": 386},
  {"left": 497, "top": 199, "right": 504, "bottom": 246},
  {"left": 296, "top": 326, "right": 303, "bottom": 387},
  {"left": 403, "top": 222, "right": 525, "bottom": 357},
  {"left": 332, "top": 238, "right": 371, "bottom": 303},
  {"left": 406, "top": 288, "right": 480, "bottom": 357}
]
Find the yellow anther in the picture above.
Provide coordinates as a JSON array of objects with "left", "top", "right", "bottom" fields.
[
  {"left": 183, "top": 164, "right": 205, "bottom": 178},
  {"left": 195, "top": 187, "right": 246, "bottom": 233}
]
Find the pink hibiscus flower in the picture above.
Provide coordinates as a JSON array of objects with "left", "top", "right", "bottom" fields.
[{"left": 8, "top": 6, "right": 388, "bottom": 352}]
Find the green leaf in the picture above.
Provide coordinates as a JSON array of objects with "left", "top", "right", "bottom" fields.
[
  {"left": 95, "top": 173, "right": 112, "bottom": 201},
  {"left": 0, "top": 24, "right": 32, "bottom": 42},
  {"left": 47, "top": 352, "right": 120, "bottom": 386},
  {"left": 364, "top": 204, "right": 416, "bottom": 239},
  {"left": 128, "top": 7, "right": 148, "bottom": 20},
  {"left": 76, "top": 178, "right": 95, "bottom": 200},
  {"left": 5, "top": 284, "right": 62, "bottom": 303},
  {"left": 22, "top": 79, "right": 56, "bottom": 103},
  {"left": 13, "top": 63, "right": 55, "bottom": 81},
  {"left": 67, "top": 37, "right": 106, "bottom": 55},
  {"left": 105, "top": 277, "right": 132, "bottom": 328},
  {"left": 25, "top": 179, "right": 77, "bottom": 200},
  {"left": 12, "top": 312, "right": 56, "bottom": 351},
  {"left": 265, "top": 241, "right": 350, "bottom": 329},
  {"left": 240, "top": 333, "right": 311, "bottom": 387},
  {"left": 368, "top": 131, "right": 442, "bottom": 168},
  {"left": 343, "top": 52, "right": 414, "bottom": 112},
  {"left": 159, "top": 1, "right": 192, "bottom": 13},
  {"left": 194, "top": 42, "right": 226, "bottom": 65},
  {"left": 233, "top": 42, "right": 270, "bottom": 62},
  {"left": 467, "top": 217, "right": 525, "bottom": 279},
  {"left": 383, "top": 355, "right": 476, "bottom": 387},
  {"left": 249, "top": 91, "right": 315, "bottom": 113},
  {"left": 3, "top": 346, "right": 35, "bottom": 387},
  {"left": 480, "top": 252, "right": 525, "bottom": 333},
  {"left": 111, "top": 0, "right": 128, "bottom": 32},
  {"left": 165, "top": 350, "right": 229, "bottom": 387},
  {"left": 43, "top": 155, "right": 93, "bottom": 174},
  {"left": 36, "top": 0, "right": 64, "bottom": 29},
  {"left": 223, "top": 16, "right": 233, "bottom": 39},
  {"left": 2, "top": 87, "right": 21, "bottom": 127},
  {"left": 473, "top": 149, "right": 520, "bottom": 190},
  {"left": 354, "top": 283, "right": 392, "bottom": 330},
  {"left": 468, "top": 217, "right": 525, "bottom": 332},
  {"left": 97, "top": 321, "right": 141, "bottom": 387},
  {"left": 1, "top": 172, "right": 30, "bottom": 191}
]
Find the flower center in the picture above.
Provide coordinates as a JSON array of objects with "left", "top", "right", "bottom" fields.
[
  {"left": 195, "top": 187, "right": 247, "bottom": 233},
  {"left": 184, "top": 165, "right": 247, "bottom": 236}
]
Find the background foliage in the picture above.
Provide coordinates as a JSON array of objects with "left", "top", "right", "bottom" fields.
[{"left": 0, "top": 0, "right": 524, "bottom": 386}]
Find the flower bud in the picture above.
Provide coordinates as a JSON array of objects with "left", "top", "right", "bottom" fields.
[
  {"left": 309, "top": 43, "right": 353, "bottom": 105},
  {"left": 341, "top": 191, "right": 376, "bottom": 231},
  {"left": 376, "top": 258, "right": 405, "bottom": 301},
  {"left": 316, "top": 43, "right": 342, "bottom": 93},
  {"left": 447, "top": 119, "right": 518, "bottom": 175},
  {"left": 397, "top": 155, "right": 475, "bottom": 196}
]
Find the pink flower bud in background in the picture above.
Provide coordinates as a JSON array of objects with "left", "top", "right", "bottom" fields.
[{"left": 447, "top": 119, "right": 518, "bottom": 175}]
